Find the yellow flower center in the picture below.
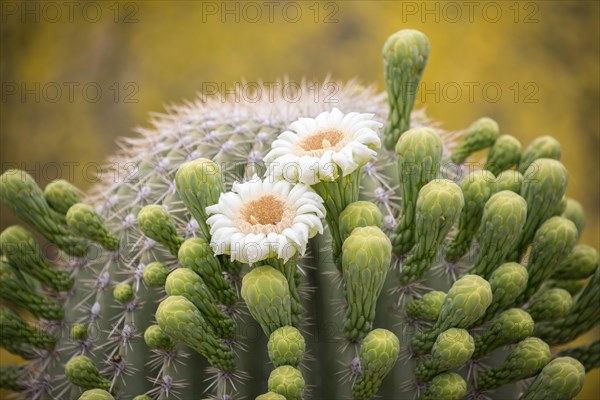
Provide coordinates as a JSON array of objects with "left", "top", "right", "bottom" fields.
[
  {"left": 297, "top": 129, "right": 348, "bottom": 156},
  {"left": 237, "top": 194, "right": 295, "bottom": 234}
]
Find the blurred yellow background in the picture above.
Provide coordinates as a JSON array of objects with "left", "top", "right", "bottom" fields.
[{"left": 1, "top": 0, "right": 598, "bottom": 398}]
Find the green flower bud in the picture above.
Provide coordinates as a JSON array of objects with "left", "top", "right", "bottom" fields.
[
  {"left": 445, "top": 170, "right": 494, "bottom": 262},
  {"left": 165, "top": 268, "right": 235, "bottom": 339},
  {"left": 472, "top": 308, "right": 534, "bottom": 359},
  {"left": 558, "top": 340, "right": 599, "bottom": 373},
  {"left": 399, "top": 180, "right": 464, "bottom": 284},
  {"left": 156, "top": 296, "right": 234, "bottom": 371},
  {"left": 178, "top": 238, "right": 237, "bottom": 306},
  {"left": 528, "top": 288, "right": 572, "bottom": 321},
  {"left": 476, "top": 337, "right": 551, "bottom": 390},
  {"left": 494, "top": 170, "right": 524, "bottom": 194},
  {"left": 79, "top": 389, "right": 115, "bottom": 400},
  {"left": 485, "top": 134, "right": 522, "bottom": 176},
  {"left": 65, "top": 355, "right": 110, "bottom": 391},
  {"left": 450, "top": 117, "right": 499, "bottom": 164},
  {"left": 71, "top": 323, "right": 89, "bottom": 341},
  {"left": 66, "top": 203, "right": 120, "bottom": 252},
  {"left": 268, "top": 326, "right": 305, "bottom": 368},
  {"left": 511, "top": 159, "right": 569, "bottom": 261},
  {"left": 415, "top": 328, "right": 475, "bottom": 382},
  {"left": 113, "top": 283, "right": 133, "bottom": 303},
  {"left": 0, "top": 169, "right": 87, "bottom": 256},
  {"left": 0, "top": 365, "right": 27, "bottom": 392},
  {"left": 553, "top": 195, "right": 568, "bottom": 216},
  {"left": 412, "top": 275, "right": 492, "bottom": 354},
  {"left": 132, "top": 396, "right": 152, "bottom": 400},
  {"left": 562, "top": 198, "right": 585, "bottom": 235},
  {"left": 342, "top": 226, "right": 392, "bottom": 341},
  {"left": 518, "top": 135, "right": 561, "bottom": 174},
  {"left": 546, "top": 278, "right": 587, "bottom": 296},
  {"left": 352, "top": 329, "right": 400, "bottom": 400},
  {"left": 137, "top": 205, "right": 184, "bottom": 256},
  {"left": 421, "top": 372, "right": 466, "bottom": 400},
  {"left": 0, "top": 225, "right": 74, "bottom": 291},
  {"left": 521, "top": 357, "right": 585, "bottom": 400},
  {"left": 267, "top": 366, "right": 305, "bottom": 400},
  {"left": 382, "top": 29, "right": 430, "bottom": 150},
  {"left": 392, "top": 127, "right": 443, "bottom": 255},
  {"left": 476, "top": 262, "right": 528, "bottom": 324},
  {"left": 339, "top": 201, "right": 383, "bottom": 243},
  {"left": 0, "top": 306, "right": 57, "bottom": 358},
  {"left": 142, "top": 261, "right": 169, "bottom": 288},
  {"left": 255, "top": 392, "right": 286, "bottom": 400},
  {"left": 553, "top": 244, "right": 598, "bottom": 280},
  {"left": 241, "top": 266, "right": 292, "bottom": 337},
  {"left": 44, "top": 179, "right": 81, "bottom": 215},
  {"left": 143, "top": 324, "right": 174, "bottom": 351},
  {"left": 406, "top": 291, "right": 445, "bottom": 321}
]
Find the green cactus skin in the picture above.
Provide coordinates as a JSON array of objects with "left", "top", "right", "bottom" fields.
[
  {"left": 338, "top": 201, "right": 383, "bottom": 243},
  {"left": 485, "top": 134, "right": 522, "bottom": 176},
  {"left": 561, "top": 197, "right": 586, "bottom": 235},
  {"left": 342, "top": 226, "right": 392, "bottom": 341},
  {"left": 256, "top": 392, "right": 286, "bottom": 400},
  {"left": 472, "top": 308, "right": 534, "bottom": 359},
  {"left": 392, "top": 127, "right": 443, "bottom": 255},
  {"left": 44, "top": 179, "right": 82, "bottom": 215},
  {"left": 468, "top": 191, "right": 528, "bottom": 279},
  {"left": 399, "top": 179, "right": 464, "bottom": 285},
  {"left": 0, "top": 225, "right": 74, "bottom": 291},
  {"left": 0, "top": 306, "right": 57, "bottom": 358},
  {"left": 415, "top": 328, "right": 475, "bottom": 382},
  {"left": 476, "top": 337, "right": 551, "bottom": 391},
  {"left": 352, "top": 329, "right": 400, "bottom": 400},
  {"left": 406, "top": 290, "right": 445, "bottom": 321},
  {"left": 518, "top": 136, "right": 562, "bottom": 175},
  {"left": 142, "top": 261, "right": 170, "bottom": 288},
  {"left": 79, "top": 389, "right": 115, "bottom": 400},
  {"left": 411, "top": 275, "right": 492, "bottom": 355},
  {"left": 527, "top": 288, "right": 572, "bottom": 321},
  {"left": 0, "top": 365, "right": 27, "bottom": 392},
  {"left": 164, "top": 268, "right": 235, "bottom": 339},
  {"left": 520, "top": 357, "right": 585, "bottom": 400},
  {"left": 476, "top": 262, "right": 529, "bottom": 324},
  {"left": 558, "top": 340, "right": 600, "bottom": 372},
  {"left": 421, "top": 372, "right": 467, "bottom": 400},
  {"left": 65, "top": 355, "right": 111, "bottom": 391},
  {"left": 156, "top": 295, "right": 235, "bottom": 371},
  {"left": 494, "top": 170, "right": 524, "bottom": 194},
  {"left": 267, "top": 326, "right": 305, "bottom": 368},
  {"left": 267, "top": 366, "right": 305, "bottom": 400},
  {"left": 444, "top": 170, "right": 494, "bottom": 263},
  {"left": 450, "top": 117, "right": 500, "bottom": 164},
  {"left": 553, "top": 244, "right": 598, "bottom": 280},
  {"left": 382, "top": 29, "right": 430, "bottom": 150},
  {"left": 143, "top": 325, "right": 175, "bottom": 351},
  {"left": 66, "top": 203, "right": 120, "bottom": 251},
  {"left": 137, "top": 205, "right": 184, "bottom": 256}
]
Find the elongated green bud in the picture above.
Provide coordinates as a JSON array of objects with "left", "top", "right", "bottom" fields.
[
  {"left": 553, "top": 195, "right": 568, "bottom": 216},
  {"left": 339, "top": 201, "right": 383, "bottom": 243},
  {"left": 412, "top": 275, "right": 492, "bottom": 354},
  {"left": 469, "top": 191, "right": 527, "bottom": 278},
  {"left": 528, "top": 288, "right": 572, "bottom": 321},
  {"left": 241, "top": 266, "right": 292, "bottom": 337},
  {"left": 562, "top": 198, "right": 585, "bottom": 235},
  {"left": 113, "top": 283, "right": 133, "bottom": 303},
  {"left": 511, "top": 159, "right": 569, "bottom": 261},
  {"left": 546, "top": 278, "right": 587, "bottom": 296},
  {"left": 267, "top": 366, "right": 305, "bottom": 400},
  {"left": 450, "top": 117, "right": 499, "bottom": 164},
  {"left": 554, "top": 244, "right": 598, "bottom": 280},
  {"left": 137, "top": 205, "right": 184, "bottom": 256},
  {"left": 494, "top": 170, "right": 524, "bottom": 194},
  {"left": 0, "top": 306, "right": 57, "bottom": 356},
  {"left": 476, "top": 337, "right": 551, "bottom": 390},
  {"left": 445, "top": 170, "right": 494, "bottom": 262},
  {"left": 382, "top": 29, "right": 430, "bottom": 150},
  {"left": 406, "top": 291, "right": 445, "bottom": 321},
  {"left": 392, "top": 127, "right": 443, "bottom": 254},
  {"left": 165, "top": 268, "right": 235, "bottom": 339},
  {"left": 558, "top": 340, "right": 600, "bottom": 372},
  {"left": 44, "top": 179, "right": 81, "bottom": 215},
  {"left": 143, "top": 324, "right": 174, "bottom": 351},
  {"left": 178, "top": 238, "right": 236, "bottom": 306},
  {"left": 156, "top": 296, "right": 235, "bottom": 371},
  {"left": 79, "top": 389, "right": 115, "bottom": 400},
  {"left": 521, "top": 357, "right": 585, "bottom": 400},
  {"left": 352, "top": 329, "right": 400, "bottom": 400},
  {"left": 66, "top": 203, "right": 119, "bottom": 251},
  {"left": 0, "top": 259, "right": 63, "bottom": 320},
  {"left": 71, "top": 323, "right": 88, "bottom": 341},
  {"left": 0, "top": 169, "right": 87, "bottom": 256},
  {"left": 0, "top": 365, "right": 27, "bottom": 391},
  {"left": 515, "top": 217, "right": 578, "bottom": 305},
  {"left": 421, "top": 372, "right": 466, "bottom": 400},
  {"left": 256, "top": 392, "right": 286, "bottom": 400},
  {"left": 475, "top": 262, "right": 528, "bottom": 324},
  {"left": 175, "top": 158, "right": 224, "bottom": 239},
  {"left": 65, "top": 355, "right": 110, "bottom": 391},
  {"left": 485, "top": 134, "right": 522, "bottom": 175},
  {"left": 0, "top": 225, "right": 73, "bottom": 291},
  {"left": 415, "top": 328, "right": 474, "bottom": 382},
  {"left": 342, "top": 226, "right": 391, "bottom": 341},
  {"left": 142, "top": 261, "right": 169, "bottom": 288},
  {"left": 399, "top": 180, "right": 464, "bottom": 284},
  {"left": 268, "top": 326, "right": 305, "bottom": 368},
  {"left": 518, "top": 135, "right": 561, "bottom": 174},
  {"left": 472, "top": 308, "right": 534, "bottom": 359}
]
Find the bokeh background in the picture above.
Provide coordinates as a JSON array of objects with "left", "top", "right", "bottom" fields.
[{"left": 1, "top": 0, "right": 598, "bottom": 398}]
